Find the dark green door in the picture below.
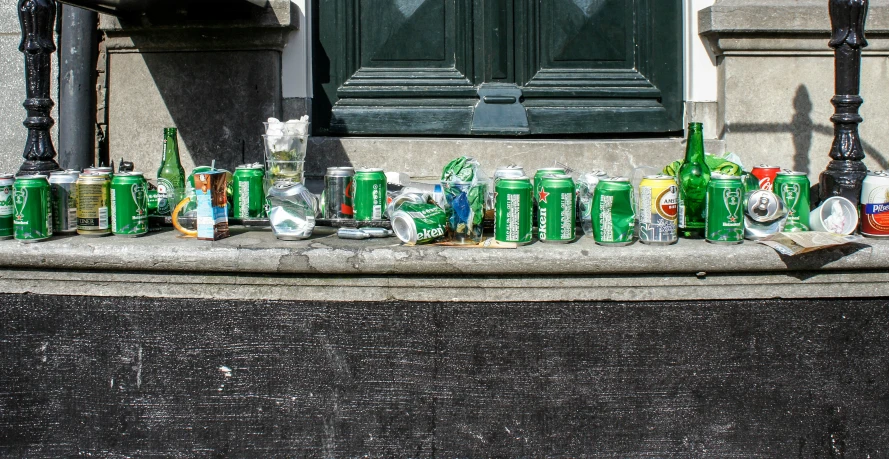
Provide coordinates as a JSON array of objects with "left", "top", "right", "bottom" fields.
[{"left": 312, "top": 0, "right": 682, "bottom": 136}]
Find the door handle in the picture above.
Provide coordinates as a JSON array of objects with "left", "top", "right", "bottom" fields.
[{"left": 483, "top": 95, "right": 517, "bottom": 104}]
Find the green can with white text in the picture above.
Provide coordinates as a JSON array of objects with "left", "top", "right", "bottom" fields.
[
  {"left": 495, "top": 176, "right": 533, "bottom": 244},
  {"left": 233, "top": 163, "right": 266, "bottom": 219},
  {"left": 13, "top": 175, "right": 53, "bottom": 242},
  {"left": 533, "top": 167, "right": 567, "bottom": 202},
  {"left": 111, "top": 172, "right": 149, "bottom": 237},
  {"left": 537, "top": 174, "right": 576, "bottom": 243},
  {"left": 0, "top": 174, "right": 14, "bottom": 238},
  {"left": 392, "top": 202, "right": 447, "bottom": 245},
  {"left": 773, "top": 171, "right": 810, "bottom": 232},
  {"left": 705, "top": 174, "right": 744, "bottom": 244},
  {"left": 591, "top": 177, "right": 635, "bottom": 246},
  {"left": 353, "top": 168, "right": 386, "bottom": 221}
]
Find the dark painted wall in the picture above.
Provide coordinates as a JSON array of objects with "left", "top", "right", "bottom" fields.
[{"left": 0, "top": 294, "right": 887, "bottom": 457}]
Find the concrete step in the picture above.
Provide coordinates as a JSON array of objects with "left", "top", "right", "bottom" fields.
[{"left": 306, "top": 137, "right": 727, "bottom": 180}]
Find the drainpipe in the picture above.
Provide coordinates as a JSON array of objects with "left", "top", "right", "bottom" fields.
[{"left": 58, "top": 4, "right": 97, "bottom": 171}]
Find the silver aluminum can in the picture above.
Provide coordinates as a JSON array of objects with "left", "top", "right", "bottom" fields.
[
  {"left": 493, "top": 166, "right": 526, "bottom": 181},
  {"left": 860, "top": 170, "right": 889, "bottom": 237},
  {"left": 84, "top": 166, "right": 113, "bottom": 176},
  {"left": 743, "top": 190, "right": 788, "bottom": 240},
  {"left": 267, "top": 181, "right": 319, "bottom": 240},
  {"left": 324, "top": 167, "right": 355, "bottom": 219},
  {"left": 49, "top": 170, "right": 80, "bottom": 233}
]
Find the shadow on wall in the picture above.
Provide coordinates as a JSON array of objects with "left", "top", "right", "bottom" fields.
[{"left": 722, "top": 85, "right": 888, "bottom": 173}]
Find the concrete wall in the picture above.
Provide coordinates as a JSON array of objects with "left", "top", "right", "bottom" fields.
[{"left": 702, "top": 0, "right": 889, "bottom": 184}]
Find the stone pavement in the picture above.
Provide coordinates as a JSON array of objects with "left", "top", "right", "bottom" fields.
[{"left": 0, "top": 228, "right": 886, "bottom": 302}]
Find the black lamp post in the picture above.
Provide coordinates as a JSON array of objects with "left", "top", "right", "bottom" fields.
[
  {"left": 17, "top": 0, "right": 61, "bottom": 176},
  {"left": 820, "top": 0, "right": 869, "bottom": 206}
]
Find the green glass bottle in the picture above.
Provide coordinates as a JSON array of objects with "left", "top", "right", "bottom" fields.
[
  {"left": 156, "top": 127, "right": 186, "bottom": 216},
  {"left": 677, "top": 122, "right": 711, "bottom": 238}
]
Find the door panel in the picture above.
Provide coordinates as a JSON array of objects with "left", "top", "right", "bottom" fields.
[
  {"left": 546, "top": 0, "right": 631, "bottom": 65},
  {"left": 313, "top": 0, "right": 682, "bottom": 136},
  {"left": 361, "top": 0, "right": 448, "bottom": 64}
]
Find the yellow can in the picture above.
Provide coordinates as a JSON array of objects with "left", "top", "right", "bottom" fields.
[
  {"left": 638, "top": 175, "right": 678, "bottom": 245},
  {"left": 76, "top": 173, "right": 111, "bottom": 236}
]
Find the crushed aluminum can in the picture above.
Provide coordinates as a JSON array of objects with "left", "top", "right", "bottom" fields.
[
  {"left": 267, "top": 181, "right": 319, "bottom": 240},
  {"left": 384, "top": 189, "right": 431, "bottom": 218},
  {"left": 743, "top": 189, "right": 788, "bottom": 240}
]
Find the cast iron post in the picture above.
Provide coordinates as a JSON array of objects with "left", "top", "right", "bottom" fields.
[
  {"left": 17, "top": 0, "right": 61, "bottom": 176},
  {"left": 820, "top": 0, "right": 869, "bottom": 206}
]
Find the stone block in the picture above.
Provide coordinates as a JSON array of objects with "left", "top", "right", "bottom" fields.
[
  {"left": 306, "top": 137, "right": 726, "bottom": 180},
  {"left": 0, "top": 1, "right": 18, "bottom": 33},
  {"left": 108, "top": 51, "right": 281, "bottom": 180},
  {"left": 720, "top": 55, "right": 889, "bottom": 184}
]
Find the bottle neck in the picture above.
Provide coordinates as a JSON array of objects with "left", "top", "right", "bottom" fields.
[
  {"left": 685, "top": 127, "right": 705, "bottom": 163},
  {"left": 162, "top": 133, "right": 182, "bottom": 168}
]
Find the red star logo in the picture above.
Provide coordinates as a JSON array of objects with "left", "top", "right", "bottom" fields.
[
  {"left": 729, "top": 215, "right": 737, "bottom": 223},
  {"left": 538, "top": 187, "right": 550, "bottom": 203}
]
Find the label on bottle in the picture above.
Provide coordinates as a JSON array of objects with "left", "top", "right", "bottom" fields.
[
  {"left": 157, "top": 177, "right": 175, "bottom": 215},
  {"left": 677, "top": 196, "right": 686, "bottom": 227}
]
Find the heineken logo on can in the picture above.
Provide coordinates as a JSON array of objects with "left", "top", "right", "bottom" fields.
[
  {"left": 781, "top": 183, "right": 801, "bottom": 217},
  {"left": 722, "top": 188, "right": 742, "bottom": 225},
  {"left": 539, "top": 206, "right": 547, "bottom": 238},
  {"left": 13, "top": 188, "right": 27, "bottom": 223}
]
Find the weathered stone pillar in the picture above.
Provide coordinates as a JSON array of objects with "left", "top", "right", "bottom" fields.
[
  {"left": 17, "top": 0, "right": 61, "bottom": 176},
  {"left": 820, "top": 0, "right": 869, "bottom": 206}
]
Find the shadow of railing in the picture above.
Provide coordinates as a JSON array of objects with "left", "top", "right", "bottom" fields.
[{"left": 721, "top": 85, "right": 888, "bottom": 174}]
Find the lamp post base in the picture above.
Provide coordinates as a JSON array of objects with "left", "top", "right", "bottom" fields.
[{"left": 819, "top": 160, "right": 868, "bottom": 205}]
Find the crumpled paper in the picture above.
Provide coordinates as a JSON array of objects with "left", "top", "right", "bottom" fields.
[{"left": 265, "top": 116, "right": 309, "bottom": 154}]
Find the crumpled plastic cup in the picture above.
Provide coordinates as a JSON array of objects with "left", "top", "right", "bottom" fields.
[
  {"left": 441, "top": 180, "right": 486, "bottom": 244},
  {"left": 809, "top": 196, "right": 858, "bottom": 235}
]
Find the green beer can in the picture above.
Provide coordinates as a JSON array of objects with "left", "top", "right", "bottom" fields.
[
  {"left": 233, "top": 163, "right": 266, "bottom": 219},
  {"left": 13, "top": 175, "right": 53, "bottom": 243},
  {"left": 537, "top": 174, "right": 576, "bottom": 243},
  {"left": 705, "top": 174, "right": 744, "bottom": 244},
  {"left": 495, "top": 176, "right": 533, "bottom": 244},
  {"left": 773, "top": 171, "right": 810, "bottom": 232},
  {"left": 111, "top": 172, "right": 149, "bottom": 237},
  {"left": 591, "top": 177, "right": 635, "bottom": 246},
  {"left": 392, "top": 202, "right": 447, "bottom": 245},
  {"left": 533, "top": 167, "right": 567, "bottom": 202},
  {"left": 354, "top": 168, "right": 386, "bottom": 221},
  {"left": 0, "top": 174, "right": 14, "bottom": 239}
]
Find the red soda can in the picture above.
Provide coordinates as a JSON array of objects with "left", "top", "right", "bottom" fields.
[{"left": 751, "top": 165, "right": 781, "bottom": 191}]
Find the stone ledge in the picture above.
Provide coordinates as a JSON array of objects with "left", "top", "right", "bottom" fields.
[
  {"left": 700, "top": 0, "right": 889, "bottom": 55},
  {"left": 700, "top": 0, "right": 889, "bottom": 34},
  {"left": 0, "top": 229, "right": 885, "bottom": 302},
  {"left": 99, "top": 0, "right": 296, "bottom": 52}
]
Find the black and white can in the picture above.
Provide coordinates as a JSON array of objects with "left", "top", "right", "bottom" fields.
[{"left": 49, "top": 170, "right": 80, "bottom": 233}]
